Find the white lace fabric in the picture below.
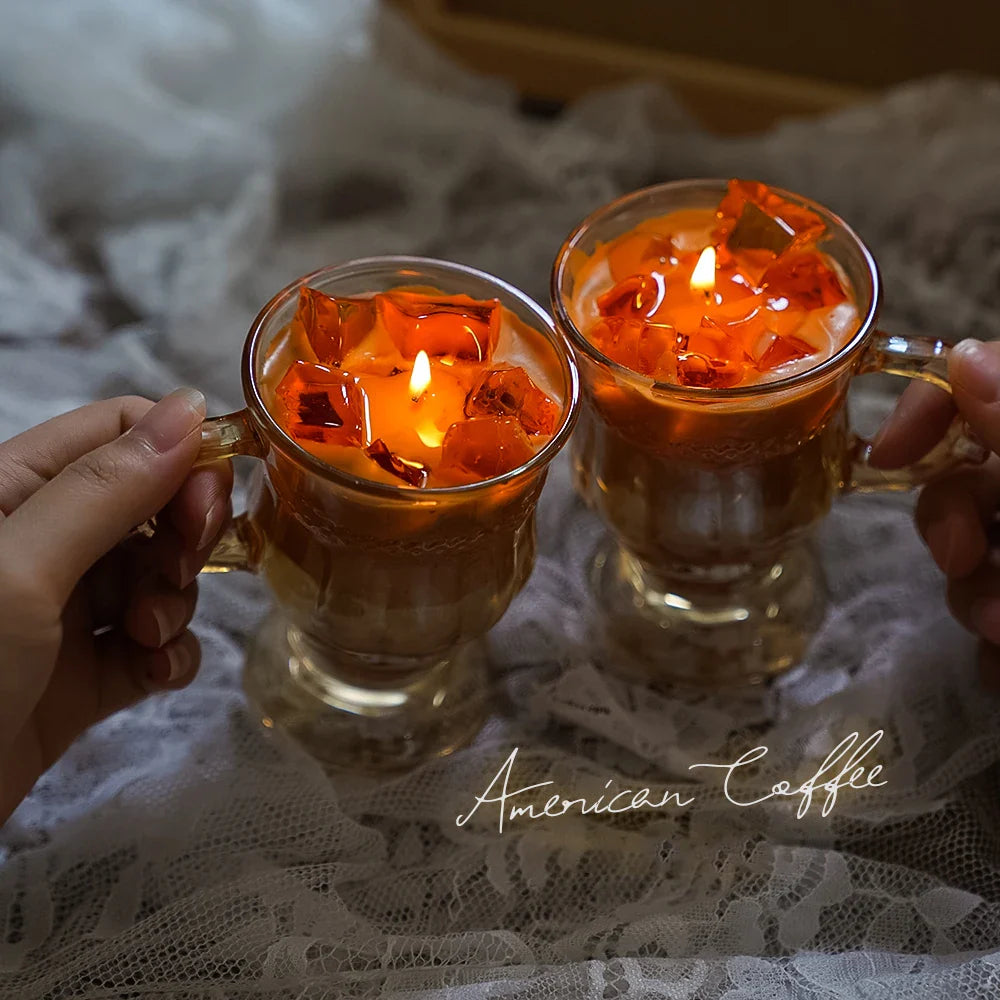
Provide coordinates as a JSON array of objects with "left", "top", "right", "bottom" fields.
[{"left": 1, "top": 2, "right": 1000, "bottom": 997}]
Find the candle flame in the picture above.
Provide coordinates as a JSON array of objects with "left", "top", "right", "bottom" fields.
[
  {"left": 409, "top": 350, "right": 431, "bottom": 401},
  {"left": 690, "top": 246, "right": 716, "bottom": 293}
]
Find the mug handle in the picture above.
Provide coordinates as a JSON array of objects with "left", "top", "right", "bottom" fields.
[
  {"left": 842, "top": 330, "right": 988, "bottom": 493},
  {"left": 195, "top": 410, "right": 266, "bottom": 573}
]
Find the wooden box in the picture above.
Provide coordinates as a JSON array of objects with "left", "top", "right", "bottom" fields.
[{"left": 389, "top": 0, "right": 999, "bottom": 132}]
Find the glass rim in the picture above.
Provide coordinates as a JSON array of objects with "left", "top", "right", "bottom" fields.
[
  {"left": 549, "top": 177, "right": 882, "bottom": 400},
  {"left": 242, "top": 255, "right": 581, "bottom": 498}
]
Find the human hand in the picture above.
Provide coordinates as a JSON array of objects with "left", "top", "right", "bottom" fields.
[
  {"left": 871, "top": 339, "right": 1000, "bottom": 686},
  {"left": 0, "top": 390, "right": 232, "bottom": 824}
]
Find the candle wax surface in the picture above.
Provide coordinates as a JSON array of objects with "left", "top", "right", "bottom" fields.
[
  {"left": 569, "top": 179, "right": 861, "bottom": 389},
  {"left": 261, "top": 287, "right": 564, "bottom": 488}
]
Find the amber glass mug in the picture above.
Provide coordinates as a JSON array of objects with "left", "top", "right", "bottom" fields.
[
  {"left": 196, "top": 257, "right": 579, "bottom": 768},
  {"left": 551, "top": 179, "right": 986, "bottom": 687}
]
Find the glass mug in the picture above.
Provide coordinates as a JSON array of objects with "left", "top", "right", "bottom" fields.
[
  {"left": 551, "top": 179, "right": 986, "bottom": 687},
  {"left": 196, "top": 257, "right": 580, "bottom": 768}
]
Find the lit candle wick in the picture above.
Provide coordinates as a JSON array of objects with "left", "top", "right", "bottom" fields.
[
  {"left": 409, "top": 349, "right": 431, "bottom": 402},
  {"left": 690, "top": 245, "right": 716, "bottom": 303}
]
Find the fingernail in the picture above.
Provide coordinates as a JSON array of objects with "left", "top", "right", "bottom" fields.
[
  {"left": 971, "top": 599, "right": 1000, "bottom": 644},
  {"left": 197, "top": 498, "right": 225, "bottom": 551},
  {"left": 146, "top": 642, "right": 191, "bottom": 687},
  {"left": 129, "top": 388, "right": 206, "bottom": 455},
  {"left": 952, "top": 340, "right": 1000, "bottom": 404},
  {"left": 165, "top": 642, "right": 191, "bottom": 682},
  {"left": 145, "top": 642, "right": 190, "bottom": 688},
  {"left": 152, "top": 605, "right": 171, "bottom": 647}
]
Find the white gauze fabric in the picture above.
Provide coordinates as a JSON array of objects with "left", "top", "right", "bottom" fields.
[{"left": 1, "top": 1, "right": 1000, "bottom": 997}]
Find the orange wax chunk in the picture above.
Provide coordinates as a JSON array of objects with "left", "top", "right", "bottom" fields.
[
  {"left": 726, "top": 201, "right": 795, "bottom": 256},
  {"left": 276, "top": 360, "right": 370, "bottom": 446},
  {"left": 465, "top": 366, "right": 559, "bottom": 435},
  {"left": 675, "top": 318, "right": 747, "bottom": 389},
  {"left": 755, "top": 334, "right": 817, "bottom": 372},
  {"left": 712, "top": 294, "right": 768, "bottom": 347},
  {"left": 763, "top": 295, "right": 807, "bottom": 337},
  {"left": 715, "top": 248, "right": 763, "bottom": 303},
  {"left": 590, "top": 316, "right": 676, "bottom": 378},
  {"left": 292, "top": 287, "right": 376, "bottom": 366},
  {"left": 715, "top": 243, "right": 773, "bottom": 290},
  {"left": 762, "top": 251, "right": 847, "bottom": 310},
  {"left": 606, "top": 231, "right": 677, "bottom": 282},
  {"left": 378, "top": 291, "right": 500, "bottom": 361},
  {"left": 716, "top": 179, "right": 826, "bottom": 249},
  {"left": 596, "top": 273, "right": 665, "bottom": 320},
  {"left": 440, "top": 417, "right": 535, "bottom": 481},
  {"left": 365, "top": 439, "right": 428, "bottom": 488}
]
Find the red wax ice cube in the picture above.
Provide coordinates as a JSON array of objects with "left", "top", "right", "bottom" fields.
[
  {"left": 378, "top": 291, "right": 500, "bottom": 361},
  {"left": 715, "top": 242, "right": 772, "bottom": 289},
  {"left": 291, "top": 287, "right": 376, "bottom": 366},
  {"left": 716, "top": 179, "right": 826, "bottom": 248},
  {"left": 276, "top": 360, "right": 370, "bottom": 446},
  {"left": 365, "top": 438, "right": 428, "bottom": 488},
  {"left": 714, "top": 248, "right": 762, "bottom": 303},
  {"left": 637, "top": 322, "right": 679, "bottom": 378},
  {"left": 607, "top": 231, "right": 677, "bottom": 282},
  {"left": 675, "top": 318, "right": 747, "bottom": 389},
  {"left": 726, "top": 201, "right": 796, "bottom": 256},
  {"left": 465, "top": 366, "right": 559, "bottom": 436},
  {"left": 588, "top": 316, "right": 639, "bottom": 362},
  {"left": 596, "top": 273, "right": 666, "bottom": 320},
  {"left": 440, "top": 417, "right": 535, "bottom": 480},
  {"left": 589, "top": 316, "right": 676, "bottom": 378},
  {"left": 763, "top": 294, "right": 807, "bottom": 337},
  {"left": 755, "top": 334, "right": 817, "bottom": 372},
  {"left": 761, "top": 251, "right": 847, "bottom": 310},
  {"left": 712, "top": 294, "right": 769, "bottom": 350}
]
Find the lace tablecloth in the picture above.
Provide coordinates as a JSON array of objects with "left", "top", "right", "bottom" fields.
[{"left": 2, "top": 2, "right": 1000, "bottom": 996}]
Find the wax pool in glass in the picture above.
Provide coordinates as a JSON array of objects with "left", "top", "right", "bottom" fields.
[
  {"left": 551, "top": 179, "right": 984, "bottom": 687},
  {"left": 200, "top": 258, "right": 578, "bottom": 768}
]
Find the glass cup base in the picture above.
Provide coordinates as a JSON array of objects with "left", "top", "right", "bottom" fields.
[
  {"left": 242, "top": 610, "right": 488, "bottom": 771},
  {"left": 587, "top": 538, "right": 828, "bottom": 688}
]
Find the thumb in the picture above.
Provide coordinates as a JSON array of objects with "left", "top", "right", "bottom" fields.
[
  {"left": 949, "top": 339, "right": 1000, "bottom": 455},
  {"left": 0, "top": 388, "right": 206, "bottom": 609}
]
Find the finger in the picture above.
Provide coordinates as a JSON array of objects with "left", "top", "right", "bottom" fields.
[
  {"left": 128, "top": 520, "right": 212, "bottom": 589},
  {"left": 947, "top": 564, "right": 1000, "bottom": 640},
  {"left": 949, "top": 339, "right": 1000, "bottom": 455},
  {"left": 869, "top": 380, "right": 954, "bottom": 469},
  {"left": 139, "top": 629, "right": 202, "bottom": 691},
  {"left": 82, "top": 545, "right": 136, "bottom": 628},
  {"left": 0, "top": 388, "right": 206, "bottom": 613},
  {"left": 83, "top": 521, "right": 210, "bottom": 629},
  {"left": 915, "top": 459, "right": 1000, "bottom": 578},
  {"left": 123, "top": 580, "right": 198, "bottom": 649},
  {"left": 0, "top": 396, "right": 154, "bottom": 513},
  {"left": 84, "top": 630, "right": 200, "bottom": 740},
  {"left": 26, "top": 628, "right": 202, "bottom": 775},
  {"left": 165, "top": 460, "right": 234, "bottom": 551}
]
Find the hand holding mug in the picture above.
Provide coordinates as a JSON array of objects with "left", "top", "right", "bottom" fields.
[
  {"left": 0, "top": 390, "right": 232, "bottom": 824},
  {"left": 873, "top": 338, "right": 1000, "bottom": 683}
]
